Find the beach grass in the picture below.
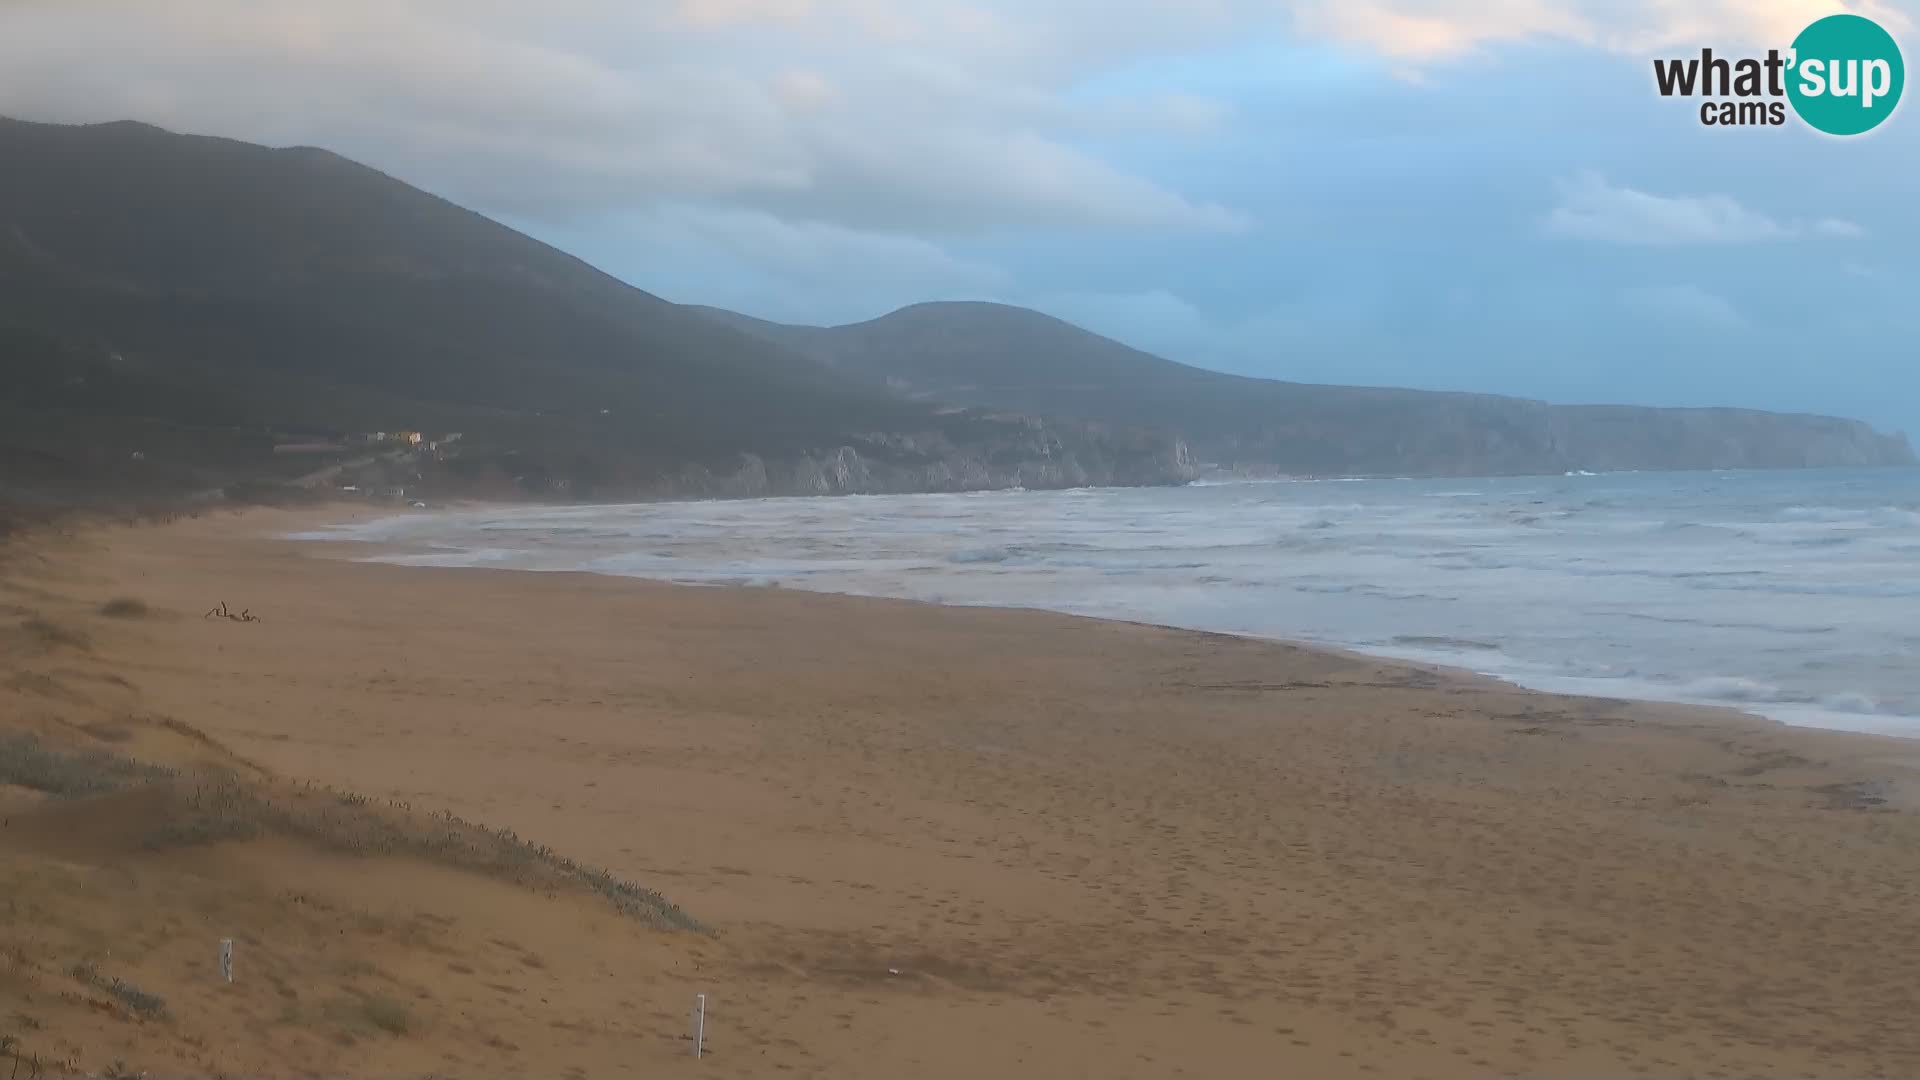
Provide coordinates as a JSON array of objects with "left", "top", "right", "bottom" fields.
[
  {"left": 0, "top": 733, "right": 698, "bottom": 930},
  {"left": 69, "top": 962, "right": 170, "bottom": 1019},
  {"left": 0, "top": 732, "right": 172, "bottom": 797}
]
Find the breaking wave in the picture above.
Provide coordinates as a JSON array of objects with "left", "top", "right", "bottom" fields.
[{"left": 298, "top": 466, "right": 1920, "bottom": 738}]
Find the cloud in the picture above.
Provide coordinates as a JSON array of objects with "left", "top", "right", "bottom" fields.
[
  {"left": 1811, "top": 217, "right": 1867, "bottom": 238},
  {"left": 0, "top": 0, "right": 1246, "bottom": 234},
  {"left": 1128, "top": 93, "right": 1238, "bottom": 136},
  {"left": 2, "top": 0, "right": 1914, "bottom": 437},
  {"left": 1291, "top": 0, "right": 1911, "bottom": 61},
  {"left": 669, "top": 0, "right": 1912, "bottom": 65},
  {"left": 561, "top": 205, "right": 1015, "bottom": 325},
  {"left": 761, "top": 126, "right": 1249, "bottom": 233},
  {"left": 1, "top": 0, "right": 1898, "bottom": 238},
  {"left": 13, "top": 0, "right": 1896, "bottom": 235},
  {"left": 1543, "top": 173, "right": 1864, "bottom": 245},
  {"left": 769, "top": 69, "right": 839, "bottom": 113},
  {"left": 1023, "top": 288, "right": 1387, "bottom": 378},
  {"left": 1294, "top": 0, "right": 1591, "bottom": 61},
  {"left": 644, "top": 207, "right": 1011, "bottom": 293},
  {"left": 1620, "top": 283, "right": 1749, "bottom": 330}
]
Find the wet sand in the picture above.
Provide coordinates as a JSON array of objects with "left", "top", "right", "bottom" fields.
[{"left": 6, "top": 505, "right": 1920, "bottom": 1078}]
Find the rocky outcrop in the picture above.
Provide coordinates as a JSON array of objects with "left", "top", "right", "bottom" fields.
[
  {"left": 647, "top": 420, "right": 1196, "bottom": 499},
  {"left": 428, "top": 416, "right": 1198, "bottom": 502}
]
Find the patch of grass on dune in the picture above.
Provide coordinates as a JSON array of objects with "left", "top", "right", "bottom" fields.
[
  {"left": 18, "top": 616, "right": 91, "bottom": 651},
  {"left": 151, "top": 774, "right": 702, "bottom": 930},
  {"left": 0, "top": 734, "right": 699, "bottom": 930},
  {"left": 68, "top": 961, "right": 169, "bottom": 1019},
  {"left": 360, "top": 994, "right": 412, "bottom": 1036},
  {"left": 0, "top": 733, "right": 174, "bottom": 797},
  {"left": 77, "top": 721, "right": 135, "bottom": 744},
  {"left": 97, "top": 597, "right": 150, "bottom": 619}
]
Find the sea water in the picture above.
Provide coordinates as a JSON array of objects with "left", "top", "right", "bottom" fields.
[{"left": 295, "top": 467, "right": 1920, "bottom": 737}]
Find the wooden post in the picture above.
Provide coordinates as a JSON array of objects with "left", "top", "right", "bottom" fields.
[
  {"left": 692, "top": 993, "right": 706, "bottom": 1059},
  {"left": 218, "top": 939, "right": 234, "bottom": 983}
]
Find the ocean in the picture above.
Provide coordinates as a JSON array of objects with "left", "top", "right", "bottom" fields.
[{"left": 296, "top": 467, "right": 1920, "bottom": 738}]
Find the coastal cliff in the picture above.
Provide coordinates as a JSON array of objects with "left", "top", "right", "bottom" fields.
[
  {"left": 421, "top": 420, "right": 1197, "bottom": 501},
  {"left": 1548, "top": 406, "right": 1912, "bottom": 472}
]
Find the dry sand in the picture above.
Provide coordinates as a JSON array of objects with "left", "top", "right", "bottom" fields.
[{"left": 5, "top": 504, "right": 1920, "bottom": 1078}]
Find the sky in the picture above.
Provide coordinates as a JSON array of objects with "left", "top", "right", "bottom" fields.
[{"left": 1, "top": 0, "right": 1916, "bottom": 437}]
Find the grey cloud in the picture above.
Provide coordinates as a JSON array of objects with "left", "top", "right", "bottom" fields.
[
  {"left": 1292, "top": 0, "right": 1911, "bottom": 60},
  {"left": 0, "top": 0, "right": 1245, "bottom": 233},
  {"left": 642, "top": 206, "right": 1011, "bottom": 293},
  {"left": 1543, "top": 172, "right": 1864, "bottom": 245},
  {"left": 22, "top": 0, "right": 1887, "bottom": 234},
  {"left": 1620, "top": 284, "right": 1749, "bottom": 330},
  {"left": 3, "top": 0, "right": 1915, "bottom": 437},
  {"left": 6, "top": 0, "right": 1893, "bottom": 234},
  {"left": 556, "top": 205, "right": 1013, "bottom": 325}
]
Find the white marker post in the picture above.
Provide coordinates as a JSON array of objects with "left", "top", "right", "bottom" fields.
[
  {"left": 218, "top": 939, "right": 234, "bottom": 983},
  {"left": 692, "top": 993, "right": 706, "bottom": 1059}
]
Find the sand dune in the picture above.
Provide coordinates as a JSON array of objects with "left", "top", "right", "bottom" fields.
[{"left": 5, "top": 506, "right": 1920, "bottom": 1078}]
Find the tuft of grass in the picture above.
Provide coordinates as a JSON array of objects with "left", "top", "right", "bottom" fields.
[
  {"left": 98, "top": 597, "right": 150, "bottom": 619},
  {"left": 20, "top": 616, "right": 90, "bottom": 651},
  {"left": 154, "top": 714, "right": 223, "bottom": 749},
  {"left": 361, "top": 994, "right": 411, "bottom": 1036},
  {"left": 107, "top": 979, "right": 169, "bottom": 1018},
  {"left": 0, "top": 735, "right": 699, "bottom": 930},
  {"left": 69, "top": 962, "right": 168, "bottom": 1019},
  {"left": 78, "top": 721, "right": 135, "bottom": 744},
  {"left": 150, "top": 775, "right": 702, "bottom": 930},
  {"left": 0, "top": 734, "right": 173, "bottom": 797}
]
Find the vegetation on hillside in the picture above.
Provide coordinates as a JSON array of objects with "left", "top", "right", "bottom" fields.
[
  {"left": 0, "top": 117, "right": 1190, "bottom": 505},
  {"left": 702, "top": 301, "right": 1917, "bottom": 476}
]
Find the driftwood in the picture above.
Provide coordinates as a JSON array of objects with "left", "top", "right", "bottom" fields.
[{"left": 202, "top": 601, "right": 262, "bottom": 623}]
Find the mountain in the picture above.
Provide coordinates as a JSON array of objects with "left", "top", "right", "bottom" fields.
[
  {"left": 0, "top": 118, "right": 1191, "bottom": 508},
  {"left": 1, "top": 117, "right": 1907, "bottom": 516},
  {"left": 698, "top": 301, "right": 1917, "bottom": 476}
]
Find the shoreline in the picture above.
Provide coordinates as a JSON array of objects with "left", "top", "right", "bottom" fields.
[
  {"left": 8, "top": 503, "right": 1920, "bottom": 1077},
  {"left": 144, "top": 498, "right": 1920, "bottom": 814},
  {"left": 290, "top": 498, "right": 1920, "bottom": 744},
  {"left": 71, "top": 499, "right": 1920, "bottom": 797}
]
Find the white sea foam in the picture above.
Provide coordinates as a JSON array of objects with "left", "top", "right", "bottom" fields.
[{"left": 298, "top": 467, "right": 1920, "bottom": 738}]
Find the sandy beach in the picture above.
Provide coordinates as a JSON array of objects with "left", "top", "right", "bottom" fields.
[{"left": 5, "top": 504, "right": 1920, "bottom": 1079}]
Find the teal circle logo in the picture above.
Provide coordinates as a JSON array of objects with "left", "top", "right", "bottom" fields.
[{"left": 1787, "top": 14, "right": 1904, "bottom": 135}]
